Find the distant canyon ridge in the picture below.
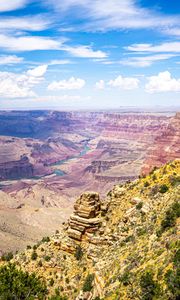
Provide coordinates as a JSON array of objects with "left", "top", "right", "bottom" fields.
[{"left": 0, "top": 110, "right": 179, "bottom": 252}]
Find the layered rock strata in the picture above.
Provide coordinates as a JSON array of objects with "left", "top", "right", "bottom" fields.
[{"left": 67, "top": 192, "right": 102, "bottom": 241}]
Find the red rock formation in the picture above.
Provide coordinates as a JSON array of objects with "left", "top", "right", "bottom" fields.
[
  {"left": 142, "top": 113, "right": 180, "bottom": 174},
  {"left": 0, "top": 155, "right": 33, "bottom": 180}
]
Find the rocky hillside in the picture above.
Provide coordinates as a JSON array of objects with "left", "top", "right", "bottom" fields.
[{"left": 1, "top": 160, "right": 179, "bottom": 299}]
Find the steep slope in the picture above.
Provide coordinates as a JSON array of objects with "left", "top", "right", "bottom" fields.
[{"left": 3, "top": 160, "right": 179, "bottom": 300}]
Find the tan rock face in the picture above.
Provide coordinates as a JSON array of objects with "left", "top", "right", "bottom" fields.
[{"left": 68, "top": 192, "right": 102, "bottom": 241}]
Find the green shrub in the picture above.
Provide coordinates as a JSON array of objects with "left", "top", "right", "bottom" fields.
[
  {"left": 42, "top": 236, "right": 50, "bottom": 243},
  {"left": 119, "top": 271, "right": 131, "bottom": 286},
  {"left": 27, "top": 245, "right": 31, "bottom": 250},
  {"left": 0, "top": 263, "right": 47, "bottom": 299},
  {"left": 31, "top": 251, "right": 38, "bottom": 260},
  {"left": 152, "top": 174, "right": 157, "bottom": 181},
  {"left": 83, "top": 274, "right": 94, "bottom": 292},
  {"left": 136, "top": 202, "right": 143, "bottom": 210},
  {"left": 1, "top": 252, "right": 13, "bottom": 262},
  {"left": 49, "top": 278, "right": 54, "bottom": 286},
  {"left": 165, "top": 247, "right": 180, "bottom": 298},
  {"left": 38, "top": 260, "right": 43, "bottom": 267},
  {"left": 75, "top": 245, "right": 83, "bottom": 261},
  {"left": 161, "top": 201, "right": 180, "bottom": 231},
  {"left": 173, "top": 249, "right": 180, "bottom": 267},
  {"left": 140, "top": 270, "right": 161, "bottom": 300},
  {"left": 44, "top": 255, "right": 51, "bottom": 262},
  {"left": 144, "top": 181, "right": 150, "bottom": 187},
  {"left": 165, "top": 269, "right": 180, "bottom": 299},
  {"left": 159, "top": 184, "right": 169, "bottom": 194}
]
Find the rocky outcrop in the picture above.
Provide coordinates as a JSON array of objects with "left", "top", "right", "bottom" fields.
[{"left": 67, "top": 192, "right": 102, "bottom": 241}]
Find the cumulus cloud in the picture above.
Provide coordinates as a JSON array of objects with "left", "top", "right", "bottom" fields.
[
  {"left": 48, "top": 77, "right": 85, "bottom": 90},
  {"left": 145, "top": 71, "right": 180, "bottom": 93},
  {"left": 27, "top": 65, "right": 48, "bottom": 77},
  {"left": 65, "top": 45, "right": 107, "bottom": 58},
  {"left": 0, "top": 65, "right": 48, "bottom": 98},
  {"left": 108, "top": 75, "right": 139, "bottom": 90},
  {"left": 0, "top": 0, "right": 27, "bottom": 12},
  {"left": 0, "top": 55, "right": 24, "bottom": 65},
  {"left": 95, "top": 80, "right": 105, "bottom": 89}
]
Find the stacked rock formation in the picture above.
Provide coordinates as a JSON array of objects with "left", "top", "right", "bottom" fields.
[{"left": 67, "top": 192, "right": 102, "bottom": 241}]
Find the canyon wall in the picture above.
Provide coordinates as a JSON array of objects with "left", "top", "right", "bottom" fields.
[{"left": 142, "top": 112, "right": 180, "bottom": 174}]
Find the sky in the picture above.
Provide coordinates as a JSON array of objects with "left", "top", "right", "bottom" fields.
[{"left": 0, "top": 0, "right": 179, "bottom": 110}]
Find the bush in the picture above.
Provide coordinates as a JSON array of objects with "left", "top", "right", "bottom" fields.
[
  {"left": 165, "top": 269, "right": 180, "bottom": 299},
  {"left": 173, "top": 249, "right": 180, "bottom": 267},
  {"left": 83, "top": 274, "right": 94, "bottom": 292},
  {"left": 49, "top": 278, "right": 54, "bottom": 286},
  {"left": 1, "top": 252, "right": 13, "bottom": 262},
  {"left": 44, "top": 255, "right": 51, "bottom": 262},
  {"left": 161, "top": 201, "right": 180, "bottom": 232},
  {"left": 0, "top": 263, "right": 47, "bottom": 299},
  {"left": 159, "top": 184, "right": 169, "bottom": 194},
  {"left": 140, "top": 270, "right": 161, "bottom": 300},
  {"left": 165, "top": 247, "right": 180, "bottom": 298},
  {"left": 31, "top": 251, "right": 38, "bottom": 260},
  {"left": 119, "top": 271, "right": 131, "bottom": 286},
  {"left": 75, "top": 245, "right": 83, "bottom": 261},
  {"left": 136, "top": 202, "right": 143, "bottom": 210},
  {"left": 144, "top": 181, "right": 150, "bottom": 187},
  {"left": 152, "top": 174, "right": 157, "bottom": 181},
  {"left": 42, "top": 236, "right": 50, "bottom": 243},
  {"left": 38, "top": 260, "right": 43, "bottom": 267}
]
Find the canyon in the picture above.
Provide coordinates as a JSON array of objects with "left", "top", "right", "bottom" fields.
[{"left": 0, "top": 110, "right": 179, "bottom": 252}]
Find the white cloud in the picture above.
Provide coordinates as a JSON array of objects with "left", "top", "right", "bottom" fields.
[
  {"left": 0, "top": 55, "right": 24, "bottom": 65},
  {"left": 65, "top": 45, "right": 107, "bottom": 58},
  {"left": 108, "top": 75, "right": 139, "bottom": 90},
  {"left": 0, "top": 65, "right": 48, "bottom": 98},
  {"left": 126, "top": 42, "right": 180, "bottom": 53},
  {"left": 48, "top": 77, "right": 85, "bottom": 90},
  {"left": 47, "top": 0, "right": 180, "bottom": 32},
  {"left": 0, "top": 0, "right": 27, "bottom": 12},
  {"left": 145, "top": 71, "right": 180, "bottom": 93},
  {"left": 120, "top": 54, "right": 177, "bottom": 67},
  {"left": 27, "top": 65, "right": 48, "bottom": 77},
  {"left": 49, "top": 59, "right": 71, "bottom": 65},
  {"left": 95, "top": 80, "right": 105, "bottom": 89},
  {"left": 0, "top": 16, "right": 51, "bottom": 32},
  {"left": 0, "top": 34, "right": 64, "bottom": 51},
  {"left": 164, "top": 27, "right": 180, "bottom": 37}
]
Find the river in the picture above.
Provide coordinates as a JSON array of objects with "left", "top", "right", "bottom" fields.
[{"left": 52, "top": 141, "right": 91, "bottom": 177}]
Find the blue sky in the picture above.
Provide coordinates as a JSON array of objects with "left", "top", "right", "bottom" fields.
[{"left": 0, "top": 0, "right": 179, "bottom": 109}]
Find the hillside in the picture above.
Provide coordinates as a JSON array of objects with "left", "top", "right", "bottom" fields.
[{"left": 1, "top": 160, "right": 180, "bottom": 299}]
